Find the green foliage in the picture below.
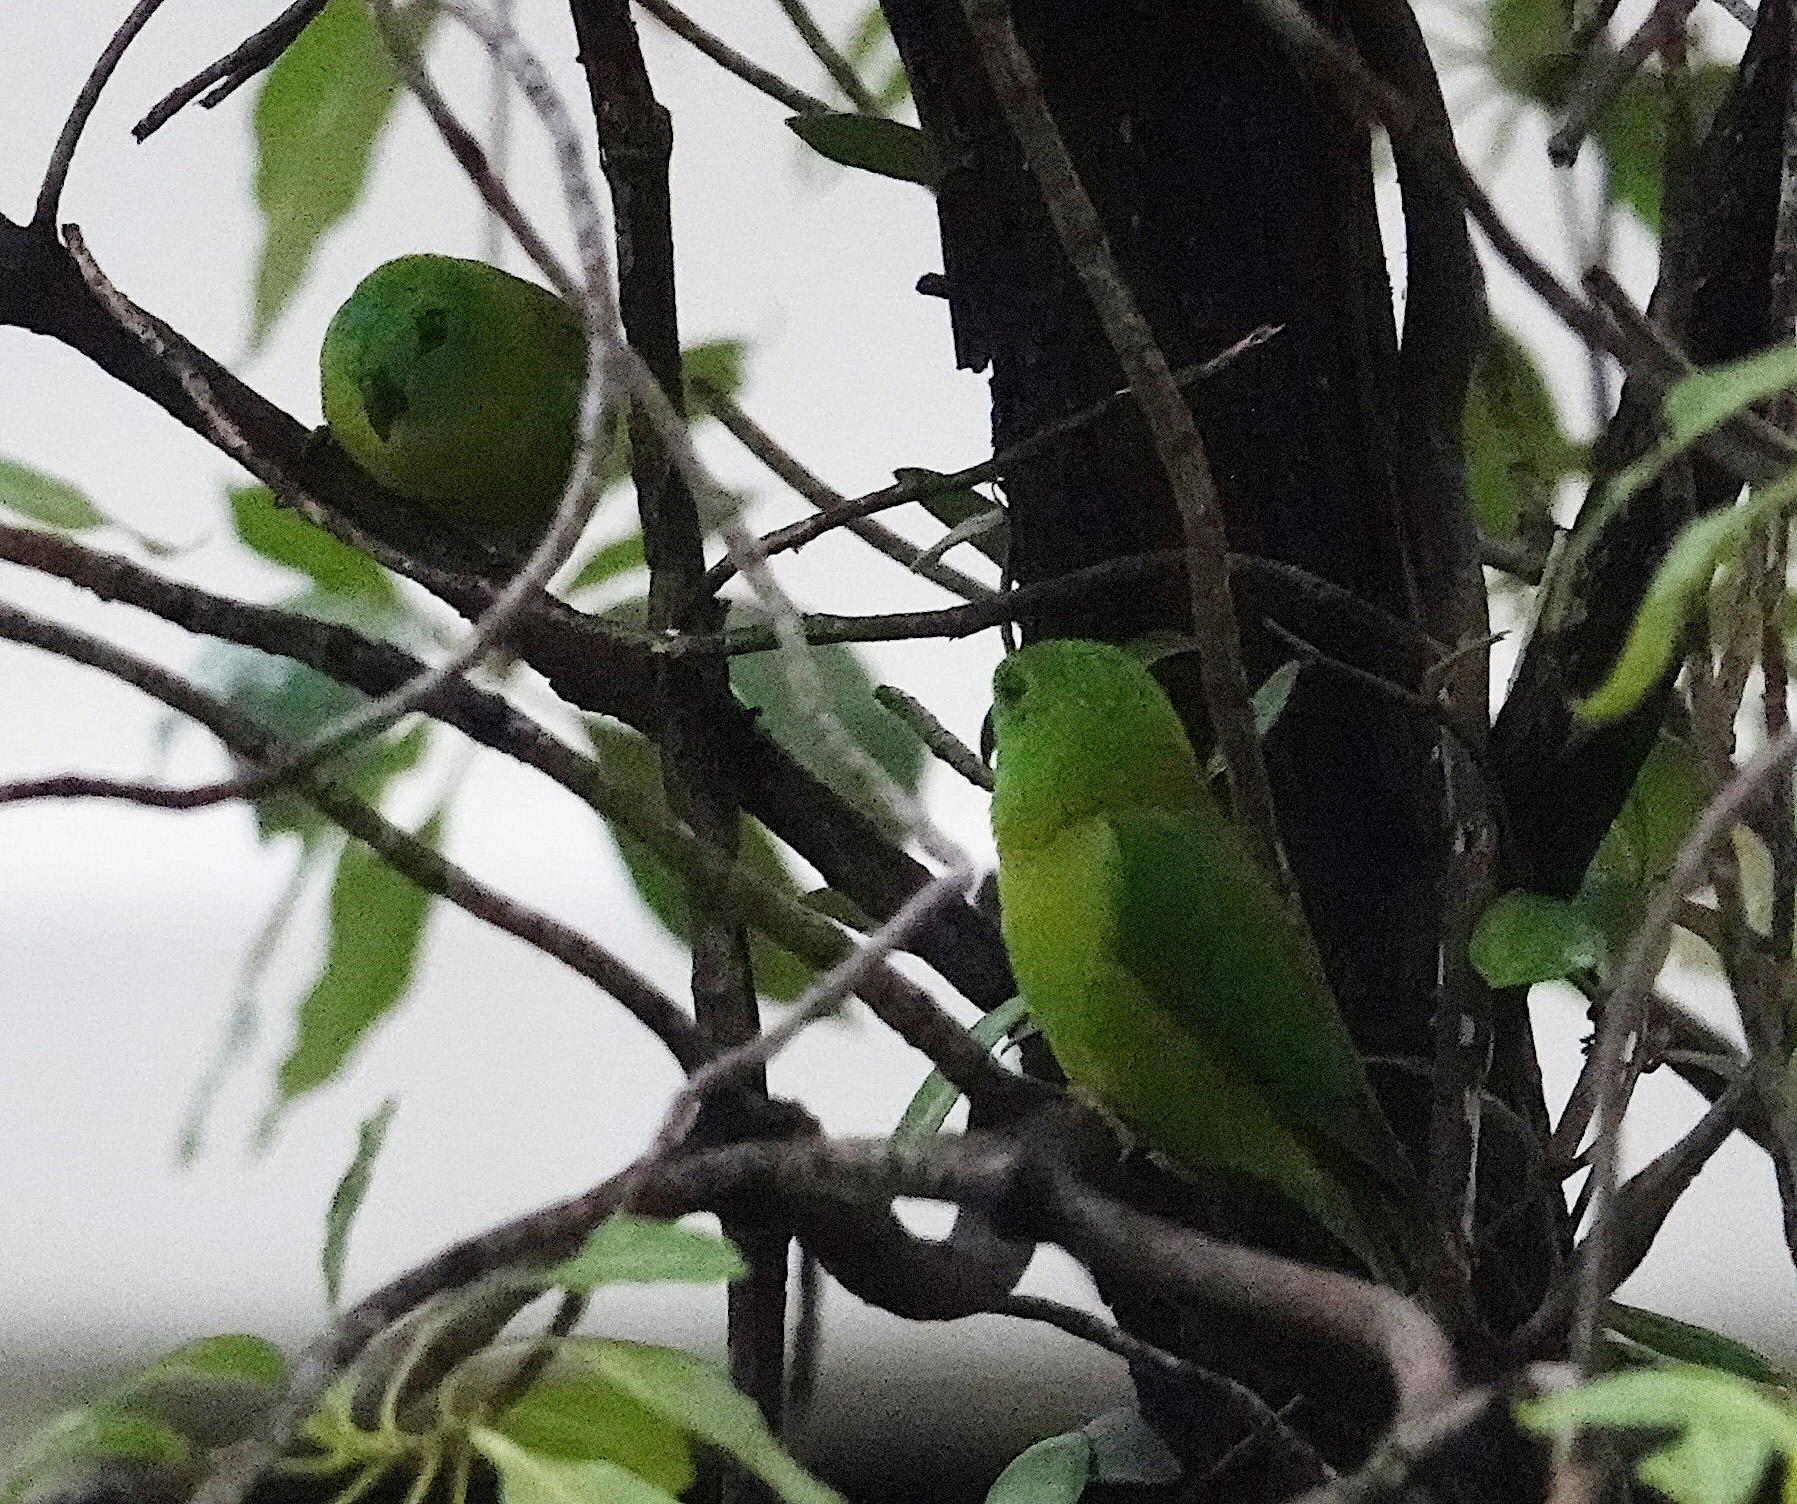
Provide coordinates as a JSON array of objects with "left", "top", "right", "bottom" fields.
[
  {"left": 983, "top": 1411, "right": 1180, "bottom": 1504},
  {"left": 1605, "top": 1304, "right": 1794, "bottom": 1389},
  {"left": 0, "top": 455, "right": 107, "bottom": 531},
  {"left": 1578, "top": 732, "right": 1708, "bottom": 943},
  {"left": 843, "top": 7, "right": 912, "bottom": 110},
  {"left": 786, "top": 114, "right": 941, "bottom": 189},
  {"left": 322, "top": 1097, "right": 398, "bottom": 1307},
  {"left": 273, "top": 812, "right": 441, "bottom": 1109},
  {"left": 230, "top": 485, "right": 399, "bottom": 608},
  {"left": 252, "top": 0, "right": 431, "bottom": 343},
  {"left": 1576, "top": 345, "right": 1797, "bottom": 722},
  {"left": 894, "top": 995, "right": 1031, "bottom": 1145},
  {"left": 893, "top": 468, "right": 1008, "bottom": 566},
  {"left": 485, "top": 1375, "right": 692, "bottom": 1495},
  {"left": 473, "top": 1432, "right": 684, "bottom": 1504},
  {"left": 1517, "top": 1367, "right": 1797, "bottom": 1504},
  {"left": 1463, "top": 326, "right": 1582, "bottom": 540},
  {"left": 586, "top": 721, "right": 815, "bottom": 1000},
  {"left": 730, "top": 641, "right": 925, "bottom": 838},
  {"left": 1470, "top": 890, "right": 1608, "bottom": 987},
  {"left": 544, "top": 1215, "right": 746, "bottom": 1292}
]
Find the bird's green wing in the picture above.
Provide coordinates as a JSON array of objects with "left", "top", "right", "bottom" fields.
[{"left": 1107, "top": 805, "right": 1411, "bottom": 1185}]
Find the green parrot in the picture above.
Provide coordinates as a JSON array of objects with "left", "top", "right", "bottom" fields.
[
  {"left": 320, "top": 253, "right": 585, "bottom": 551},
  {"left": 988, "top": 637, "right": 1418, "bottom": 1283}
]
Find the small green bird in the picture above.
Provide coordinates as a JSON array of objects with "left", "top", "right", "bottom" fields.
[
  {"left": 320, "top": 253, "right": 585, "bottom": 551},
  {"left": 988, "top": 637, "right": 1417, "bottom": 1282}
]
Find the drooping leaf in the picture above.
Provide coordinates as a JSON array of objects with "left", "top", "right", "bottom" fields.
[
  {"left": 585, "top": 722, "right": 815, "bottom": 1000},
  {"left": 894, "top": 996, "right": 1030, "bottom": 1146},
  {"left": 0, "top": 456, "right": 107, "bottom": 531},
  {"left": 1470, "top": 890, "right": 1608, "bottom": 988},
  {"left": 546, "top": 1216, "right": 745, "bottom": 1292},
  {"left": 484, "top": 1362, "right": 694, "bottom": 1495},
  {"left": 1463, "top": 326, "right": 1582, "bottom": 539},
  {"left": 1605, "top": 1304, "right": 1793, "bottom": 1390},
  {"left": 251, "top": 0, "right": 433, "bottom": 343},
  {"left": 730, "top": 641, "right": 925, "bottom": 838},
  {"left": 472, "top": 1431, "right": 683, "bottom": 1504},
  {"left": 322, "top": 1097, "right": 397, "bottom": 1307},
  {"left": 1591, "top": 65, "right": 1734, "bottom": 233},
  {"left": 580, "top": 1344, "right": 846, "bottom": 1504},
  {"left": 229, "top": 486, "right": 397, "bottom": 608},
  {"left": 786, "top": 113, "right": 941, "bottom": 189},
  {"left": 1579, "top": 733, "right": 1709, "bottom": 943},
  {"left": 273, "top": 813, "right": 441, "bottom": 1107},
  {"left": 983, "top": 1431, "right": 1092, "bottom": 1504},
  {"left": 1576, "top": 501, "right": 1762, "bottom": 723},
  {"left": 893, "top": 469, "right": 1009, "bottom": 567},
  {"left": 1517, "top": 1367, "right": 1797, "bottom": 1504}
]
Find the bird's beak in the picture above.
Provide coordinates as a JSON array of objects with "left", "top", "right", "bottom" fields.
[{"left": 979, "top": 709, "right": 996, "bottom": 769}]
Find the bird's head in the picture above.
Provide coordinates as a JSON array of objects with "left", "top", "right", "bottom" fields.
[{"left": 988, "top": 637, "right": 1205, "bottom": 851}]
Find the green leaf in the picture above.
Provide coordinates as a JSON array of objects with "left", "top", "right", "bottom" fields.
[
  {"left": 472, "top": 1431, "right": 683, "bottom": 1504},
  {"left": 1580, "top": 734, "right": 1709, "bottom": 942},
  {"left": 546, "top": 1216, "right": 746, "bottom": 1292},
  {"left": 1205, "top": 660, "right": 1302, "bottom": 778},
  {"left": 1576, "top": 501, "right": 1761, "bottom": 723},
  {"left": 484, "top": 1357, "right": 693, "bottom": 1494},
  {"left": 1591, "top": 65, "right": 1735, "bottom": 233},
  {"left": 983, "top": 1431, "right": 1092, "bottom": 1504},
  {"left": 1605, "top": 1304, "right": 1792, "bottom": 1389},
  {"left": 322, "top": 1097, "right": 397, "bottom": 1307},
  {"left": 894, "top": 996, "right": 1029, "bottom": 1147},
  {"left": 1082, "top": 1409, "right": 1180, "bottom": 1487},
  {"left": 1517, "top": 1367, "right": 1797, "bottom": 1504},
  {"left": 564, "top": 534, "right": 647, "bottom": 597},
  {"left": 229, "top": 486, "right": 397, "bottom": 607},
  {"left": 1470, "top": 890, "right": 1608, "bottom": 987},
  {"left": 1, "top": 1406, "right": 196, "bottom": 1504},
  {"left": 274, "top": 813, "right": 440, "bottom": 1105},
  {"left": 1463, "top": 326, "right": 1582, "bottom": 539},
  {"left": 251, "top": 0, "right": 432, "bottom": 343},
  {"left": 1486, "top": 0, "right": 1572, "bottom": 104},
  {"left": 786, "top": 113, "right": 941, "bottom": 189},
  {"left": 731, "top": 641, "right": 925, "bottom": 837},
  {"left": 585, "top": 722, "right": 815, "bottom": 1001},
  {"left": 127, "top": 1336, "right": 287, "bottom": 1393},
  {"left": 682, "top": 339, "right": 749, "bottom": 412},
  {"left": 843, "top": 7, "right": 911, "bottom": 109},
  {"left": 0, "top": 456, "right": 106, "bottom": 531},
  {"left": 583, "top": 1343, "right": 846, "bottom": 1504}
]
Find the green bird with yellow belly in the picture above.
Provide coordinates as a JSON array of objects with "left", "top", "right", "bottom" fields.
[{"left": 988, "top": 637, "right": 1419, "bottom": 1285}]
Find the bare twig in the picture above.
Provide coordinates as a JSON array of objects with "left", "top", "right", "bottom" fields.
[
  {"left": 775, "top": 0, "right": 879, "bottom": 113},
  {"left": 34, "top": 0, "right": 172, "bottom": 228},
  {"left": 634, "top": 0, "right": 833, "bottom": 115},
  {"left": 958, "top": 0, "right": 1283, "bottom": 885},
  {"left": 703, "top": 390, "right": 998, "bottom": 601},
  {"left": 873, "top": 685, "right": 992, "bottom": 790},
  {"left": 1549, "top": 0, "right": 1701, "bottom": 169},
  {"left": 0, "top": 600, "right": 705, "bottom": 1069},
  {"left": 131, "top": 0, "right": 326, "bottom": 141}
]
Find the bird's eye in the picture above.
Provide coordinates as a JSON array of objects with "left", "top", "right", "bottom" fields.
[{"left": 415, "top": 306, "right": 449, "bottom": 356}]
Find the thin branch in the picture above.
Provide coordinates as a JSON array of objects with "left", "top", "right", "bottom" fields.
[
  {"left": 34, "top": 0, "right": 172, "bottom": 229},
  {"left": 0, "top": 600, "right": 706, "bottom": 1069},
  {"left": 873, "top": 685, "right": 992, "bottom": 791},
  {"left": 958, "top": 0, "right": 1284, "bottom": 886},
  {"left": 1570, "top": 725, "right": 1797, "bottom": 1370},
  {"left": 703, "top": 390, "right": 998, "bottom": 601},
  {"left": 131, "top": 0, "right": 326, "bottom": 142},
  {"left": 634, "top": 0, "right": 833, "bottom": 115},
  {"left": 774, "top": 0, "right": 879, "bottom": 113},
  {"left": 697, "top": 321, "right": 1278, "bottom": 595},
  {"left": 1549, "top": 0, "right": 1700, "bottom": 169}
]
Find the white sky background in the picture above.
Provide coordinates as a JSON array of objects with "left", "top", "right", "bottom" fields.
[{"left": 0, "top": 0, "right": 1790, "bottom": 1411}]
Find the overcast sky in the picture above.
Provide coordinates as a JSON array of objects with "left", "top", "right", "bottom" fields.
[{"left": 1, "top": 0, "right": 1789, "bottom": 1413}]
